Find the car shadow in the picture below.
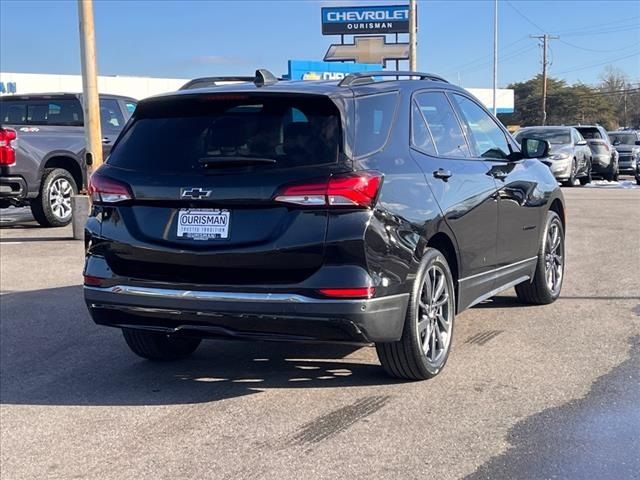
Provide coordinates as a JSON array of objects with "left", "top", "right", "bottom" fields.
[
  {"left": 0, "top": 286, "right": 400, "bottom": 407},
  {"left": 472, "top": 296, "right": 524, "bottom": 309}
]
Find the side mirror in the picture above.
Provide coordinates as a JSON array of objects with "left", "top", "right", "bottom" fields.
[
  {"left": 576, "top": 140, "right": 588, "bottom": 146},
  {"left": 520, "top": 137, "right": 550, "bottom": 159},
  {"left": 635, "top": 140, "right": 640, "bottom": 146}
]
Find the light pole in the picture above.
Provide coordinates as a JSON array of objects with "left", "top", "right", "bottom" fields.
[
  {"left": 492, "top": 0, "right": 498, "bottom": 116},
  {"left": 409, "top": 0, "right": 417, "bottom": 71}
]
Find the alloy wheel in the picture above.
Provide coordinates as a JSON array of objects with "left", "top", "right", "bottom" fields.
[
  {"left": 49, "top": 177, "right": 73, "bottom": 220},
  {"left": 544, "top": 220, "right": 564, "bottom": 295},
  {"left": 417, "top": 265, "right": 452, "bottom": 367}
]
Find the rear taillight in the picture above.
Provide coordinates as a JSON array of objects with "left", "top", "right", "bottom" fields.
[
  {"left": 318, "top": 287, "right": 375, "bottom": 299},
  {"left": 274, "top": 171, "right": 383, "bottom": 208},
  {"left": 0, "top": 128, "right": 17, "bottom": 166},
  {"left": 88, "top": 172, "right": 133, "bottom": 204},
  {"left": 83, "top": 275, "right": 106, "bottom": 287}
]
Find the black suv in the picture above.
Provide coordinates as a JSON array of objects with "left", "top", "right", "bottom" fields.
[{"left": 83, "top": 70, "right": 565, "bottom": 380}]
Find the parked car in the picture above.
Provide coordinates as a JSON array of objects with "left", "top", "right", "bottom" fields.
[
  {"left": 0, "top": 93, "right": 136, "bottom": 226},
  {"left": 83, "top": 70, "right": 566, "bottom": 381},
  {"left": 513, "top": 126, "right": 592, "bottom": 186},
  {"left": 571, "top": 125, "right": 619, "bottom": 181},
  {"left": 608, "top": 130, "right": 640, "bottom": 177}
]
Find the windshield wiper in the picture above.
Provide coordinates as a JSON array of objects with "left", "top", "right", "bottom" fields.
[{"left": 198, "top": 156, "right": 277, "bottom": 167}]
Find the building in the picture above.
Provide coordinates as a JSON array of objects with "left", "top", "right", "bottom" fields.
[{"left": 0, "top": 70, "right": 514, "bottom": 113}]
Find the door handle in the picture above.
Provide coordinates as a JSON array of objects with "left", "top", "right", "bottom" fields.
[
  {"left": 102, "top": 137, "right": 111, "bottom": 144},
  {"left": 433, "top": 168, "right": 452, "bottom": 180}
]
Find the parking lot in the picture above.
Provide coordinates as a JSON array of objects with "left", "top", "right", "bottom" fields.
[{"left": 0, "top": 184, "right": 638, "bottom": 479}]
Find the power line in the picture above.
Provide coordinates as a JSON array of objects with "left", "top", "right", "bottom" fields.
[
  {"left": 558, "top": 39, "right": 640, "bottom": 53},
  {"left": 553, "top": 16, "right": 640, "bottom": 36},
  {"left": 554, "top": 52, "right": 640, "bottom": 75},
  {"left": 505, "top": 0, "right": 545, "bottom": 33}
]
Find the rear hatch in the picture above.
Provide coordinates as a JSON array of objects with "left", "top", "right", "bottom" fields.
[{"left": 95, "top": 92, "right": 349, "bottom": 286}]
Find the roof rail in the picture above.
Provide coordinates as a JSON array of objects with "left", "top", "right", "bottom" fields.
[
  {"left": 179, "top": 76, "right": 255, "bottom": 90},
  {"left": 338, "top": 71, "right": 449, "bottom": 87}
]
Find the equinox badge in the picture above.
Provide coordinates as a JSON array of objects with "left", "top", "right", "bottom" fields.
[{"left": 181, "top": 187, "right": 212, "bottom": 199}]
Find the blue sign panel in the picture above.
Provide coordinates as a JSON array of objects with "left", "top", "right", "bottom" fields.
[
  {"left": 287, "top": 60, "right": 381, "bottom": 82},
  {"left": 321, "top": 4, "right": 410, "bottom": 35}
]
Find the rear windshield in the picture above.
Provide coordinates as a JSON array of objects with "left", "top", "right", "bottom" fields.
[
  {"left": 108, "top": 94, "right": 342, "bottom": 172},
  {"left": 609, "top": 133, "right": 637, "bottom": 145},
  {"left": 575, "top": 127, "right": 602, "bottom": 140},
  {"left": 0, "top": 98, "right": 83, "bottom": 126},
  {"left": 515, "top": 129, "right": 571, "bottom": 145}
]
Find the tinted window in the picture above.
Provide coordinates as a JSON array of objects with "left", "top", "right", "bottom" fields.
[
  {"left": 354, "top": 92, "right": 398, "bottom": 157},
  {"left": 0, "top": 98, "right": 83, "bottom": 126},
  {"left": 411, "top": 101, "right": 436, "bottom": 155},
  {"left": 108, "top": 95, "right": 341, "bottom": 173},
  {"left": 451, "top": 94, "right": 510, "bottom": 159},
  {"left": 575, "top": 127, "right": 602, "bottom": 140},
  {"left": 415, "top": 92, "right": 470, "bottom": 158},
  {"left": 100, "top": 98, "right": 125, "bottom": 130},
  {"left": 515, "top": 128, "right": 571, "bottom": 145}
]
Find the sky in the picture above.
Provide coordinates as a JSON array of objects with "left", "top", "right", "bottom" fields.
[{"left": 0, "top": 0, "right": 639, "bottom": 88}]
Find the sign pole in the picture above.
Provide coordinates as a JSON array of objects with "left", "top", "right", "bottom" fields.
[{"left": 409, "top": 0, "right": 417, "bottom": 71}]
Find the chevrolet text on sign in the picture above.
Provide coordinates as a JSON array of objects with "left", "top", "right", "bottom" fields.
[{"left": 321, "top": 5, "right": 410, "bottom": 35}]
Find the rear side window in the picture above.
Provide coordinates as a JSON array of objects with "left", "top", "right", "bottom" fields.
[
  {"left": 108, "top": 95, "right": 342, "bottom": 172},
  {"left": 354, "top": 91, "right": 398, "bottom": 157},
  {"left": 411, "top": 101, "right": 436, "bottom": 155},
  {"left": 0, "top": 98, "right": 83, "bottom": 126},
  {"left": 415, "top": 92, "right": 470, "bottom": 158}
]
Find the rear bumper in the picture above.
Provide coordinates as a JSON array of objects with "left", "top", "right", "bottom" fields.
[
  {"left": 0, "top": 176, "right": 27, "bottom": 201},
  {"left": 84, "top": 285, "right": 409, "bottom": 343}
]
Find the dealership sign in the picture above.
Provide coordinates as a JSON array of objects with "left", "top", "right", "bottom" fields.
[
  {"left": 287, "top": 60, "right": 381, "bottom": 81},
  {"left": 321, "top": 5, "right": 410, "bottom": 35},
  {"left": 324, "top": 36, "right": 409, "bottom": 64}
]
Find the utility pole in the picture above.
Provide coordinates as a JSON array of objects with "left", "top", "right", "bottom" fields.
[
  {"left": 492, "top": 0, "right": 498, "bottom": 116},
  {"left": 409, "top": 0, "right": 417, "bottom": 71},
  {"left": 73, "top": 0, "right": 102, "bottom": 241},
  {"left": 78, "top": 0, "right": 102, "bottom": 173},
  {"left": 530, "top": 33, "right": 559, "bottom": 125}
]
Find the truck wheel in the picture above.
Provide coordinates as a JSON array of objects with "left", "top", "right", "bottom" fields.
[
  {"left": 30, "top": 168, "right": 77, "bottom": 227},
  {"left": 515, "top": 211, "right": 564, "bottom": 305},
  {"left": 122, "top": 328, "right": 201, "bottom": 361},
  {"left": 376, "top": 248, "right": 455, "bottom": 380}
]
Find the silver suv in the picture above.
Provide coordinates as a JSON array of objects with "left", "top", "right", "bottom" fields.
[{"left": 571, "top": 125, "right": 619, "bottom": 181}]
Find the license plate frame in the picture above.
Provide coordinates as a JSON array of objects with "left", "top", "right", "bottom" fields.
[{"left": 176, "top": 209, "right": 230, "bottom": 241}]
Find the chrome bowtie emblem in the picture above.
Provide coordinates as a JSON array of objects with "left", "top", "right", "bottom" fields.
[{"left": 181, "top": 187, "right": 212, "bottom": 199}]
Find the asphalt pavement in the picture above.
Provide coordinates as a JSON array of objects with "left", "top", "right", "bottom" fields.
[{"left": 1, "top": 184, "right": 639, "bottom": 480}]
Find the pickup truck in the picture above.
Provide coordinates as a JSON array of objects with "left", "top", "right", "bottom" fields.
[{"left": 0, "top": 93, "right": 136, "bottom": 226}]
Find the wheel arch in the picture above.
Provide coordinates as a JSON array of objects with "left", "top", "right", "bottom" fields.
[
  {"left": 424, "top": 230, "right": 460, "bottom": 313},
  {"left": 42, "top": 154, "right": 85, "bottom": 191}
]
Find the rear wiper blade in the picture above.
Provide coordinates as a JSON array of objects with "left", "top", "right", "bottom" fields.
[{"left": 198, "top": 156, "right": 277, "bottom": 166}]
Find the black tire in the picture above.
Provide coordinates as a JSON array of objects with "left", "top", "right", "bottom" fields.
[
  {"left": 562, "top": 159, "right": 577, "bottom": 187},
  {"left": 30, "top": 168, "right": 77, "bottom": 227},
  {"left": 636, "top": 177, "right": 640, "bottom": 186},
  {"left": 122, "top": 328, "right": 201, "bottom": 361},
  {"left": 515, "top": 210, "right": 564, "bottom": 305},
  {"left": 376, "top": 248, "right": 456, "bottom": 380},
  {"left": 579, "top": 160, "right": 592, "bottom": 185},
  {"left": 605, "top": 159, "right": 617, "bottom": 182}
]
